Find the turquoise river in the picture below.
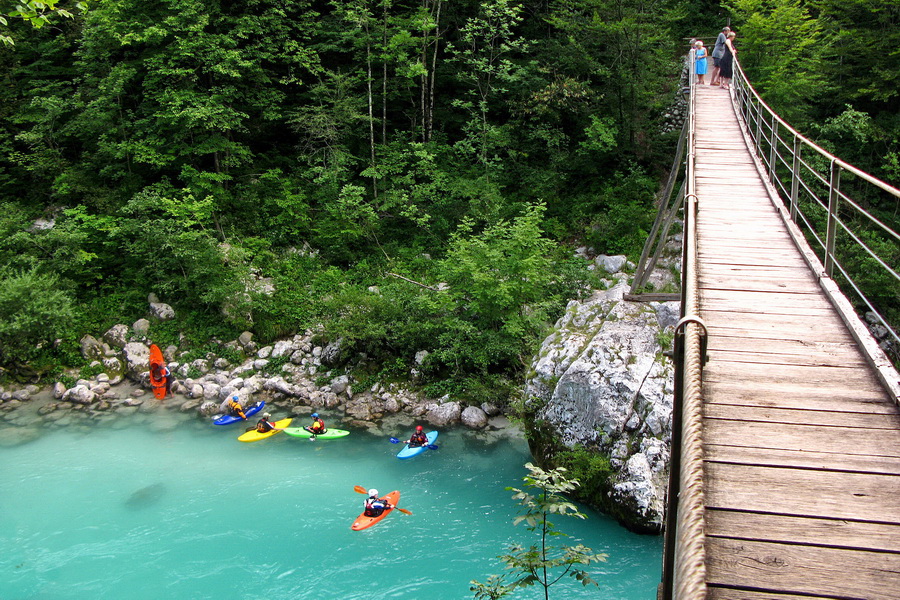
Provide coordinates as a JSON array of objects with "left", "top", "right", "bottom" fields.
[{"left": 1, "top": 412, "right": 662, "bottom": 599}]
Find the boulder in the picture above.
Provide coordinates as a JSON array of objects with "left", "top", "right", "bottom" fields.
[
  {"left": 461, "top": 406, "right": 488, "bottom": 429},
  {"left": 525, "top": 278, "right": 676, "bottom": 533},
  {"left": 103, "top": 324, "right": 130, "bottom": 349},
  {"left": 80, "top": 335, "right": 105, "bottom": 361},
  {"left": 594, "top": 254, "right": 628, "bottom": 274},
  {"left": 123, "top": 343, "right": 150, "bottom": 377},
  {"left": 64, "top": 385, "right": 97, "bottom": 405},
  {"left": 149, "top": 301, "right": 175, "bottom": 321},
  {"left": 425, "top": 399, "right": 461, "bottom": 426},
  {"left": 133, "top": 318, "right": 150, "bottom": 337}
]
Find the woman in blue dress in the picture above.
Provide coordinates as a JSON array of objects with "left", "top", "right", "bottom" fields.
[{"left": 694, "top": 40, "right": 708, "bottom": 85}]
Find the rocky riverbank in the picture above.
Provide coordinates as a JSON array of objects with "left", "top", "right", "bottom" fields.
[{"left": 0, "top": 316, "right": 504, "bottom": 448}]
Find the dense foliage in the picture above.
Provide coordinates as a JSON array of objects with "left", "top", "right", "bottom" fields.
[
  {"left": 1, "top": 0, "right": 895, "bottom": 389},
  {"left": 0, "top": 0, "right": 686, "bottom": 391}
]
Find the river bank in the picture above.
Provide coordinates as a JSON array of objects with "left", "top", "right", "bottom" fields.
[{"left": 0, "top": 324, "right": 510, "bottom": 448}]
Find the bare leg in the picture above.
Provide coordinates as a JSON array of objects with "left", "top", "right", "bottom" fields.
[
  {"left": 710, "top": 66, "right": 720, "bottom": 86},
  {"left": 698, "top": 74, "right": 705, "bottom": 84}
]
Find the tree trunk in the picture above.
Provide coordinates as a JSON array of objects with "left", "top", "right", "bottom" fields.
[{"left": 426, "top": 0, "right": 442, "bottom": 142}]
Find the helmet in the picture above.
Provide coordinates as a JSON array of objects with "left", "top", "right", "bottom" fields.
[
  {"left": 311, "top": 413, "right": 319, "bottom": 418},
  {"left": 263, "top": 412, "right": 271, "bottom": 418},
  {"left": 368, "top": 489, "right": 378, "bottom": 497},
  {"left": 416, "top": 425, "right": 423, "bottom": 431},
  {"left": 232, "top": 395, "right": 239, "bottom": 401}
]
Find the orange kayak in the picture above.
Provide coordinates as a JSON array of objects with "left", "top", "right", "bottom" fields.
[
  {"left": 351, "top": 491, "right": 401, "bottom": 531},
  {"left": 148, "top": 344, "right": 168, "bottom": 399}
]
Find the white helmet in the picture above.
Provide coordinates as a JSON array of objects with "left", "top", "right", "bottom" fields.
[{"left": 368, "top": 489, "right": 378, "bottom": 497}]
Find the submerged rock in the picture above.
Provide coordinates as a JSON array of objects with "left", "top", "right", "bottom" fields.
[{"left": 124, "top": 483, "right": 166, "bottom": 509}]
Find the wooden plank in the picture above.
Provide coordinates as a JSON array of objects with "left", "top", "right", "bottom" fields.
[
  {"left": 703, "top": 380, "right": 895, "bottom": 412},
  {"left": 705, "top": 537, "right": 900, "bottom": 600},
  {"left": 699, "top": 273, "right": 819, "bottom": 288},
  {"left": 703, "top": 361, "right": 881, "bottom": 389},
  {"left": 706, "top": 443, "right": 900, "bottom": 475},
  {"left": 706, "top": 509, "right": 900, "bottom": 553},
  {"left": 707, "top": 347, "right": 867, "bottom": 368},
  {"left": 708, "top": 588, "right": 843, "bottom": 600},
  {"left": 700, "top": 289, "right": 835, "bottom": 308},
  {"left": 704, "top": 323, "right": 856, "bottom": 344},
  {"left": 708, "top": 335, "right": 866, "bottom": 358},
  {"left": 704, "top": 462, "right": 900, "bottom": 520},
  {"left": 704, "top": 403, "right": 900, "bottom": 428},
  {"left": 704, "top": 419, "right": 900, "bottom": 457},
  {"left": 703, "top": 310, "right": 853, "bottom": 330}
]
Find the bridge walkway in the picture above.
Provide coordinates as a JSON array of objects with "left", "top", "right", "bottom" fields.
[{"left": 692, "top": 82, "right": 900, "bottom": 599}]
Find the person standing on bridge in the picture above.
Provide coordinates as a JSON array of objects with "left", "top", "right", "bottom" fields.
[
  {"left": 694, "top": 40, "right": 708, "bottom": 85},
  {"left": 718, "top": 31, "right": 737, "bottom": 90},
  {"left": 710, "top": 26, "right": 731, "bottom": 86}
]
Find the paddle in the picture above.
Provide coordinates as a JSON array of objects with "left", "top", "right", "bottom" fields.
[
  {"left": 352, "top": 485, "right": 412, "bottom": 515},
  {"left": 389, "top": 437, "right": 438, "bottom": 450}
]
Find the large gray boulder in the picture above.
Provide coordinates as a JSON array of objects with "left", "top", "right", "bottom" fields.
[{"left": 525, "top": 277, "right": 677, "bottom": 533}]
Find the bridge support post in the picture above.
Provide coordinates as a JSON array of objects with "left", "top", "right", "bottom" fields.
[
  {"left": 790, "top": 135, "right": 801, "bottom": 221},
  {"left": 769, "top": 117, "right": 778, "bottom": 185},
  {"left": 825, "top": 160, "right": 841, "bottom": 277}
]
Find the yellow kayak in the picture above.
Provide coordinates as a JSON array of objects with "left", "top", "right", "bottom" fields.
[{"left": 237, "top": 418, "right": 292, "bottom": 443}]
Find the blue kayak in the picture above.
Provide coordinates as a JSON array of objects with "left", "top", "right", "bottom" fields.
[
  {"left": 213, "top": 401, "right": 265, "bottom": 425},
  {"left": 397, "top": 431, "right": 438, "bottom": 459}
]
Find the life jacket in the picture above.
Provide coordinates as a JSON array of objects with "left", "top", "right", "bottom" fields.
[
  {"left": 364, "top": 497, "right": 386, "bottom": 516},
  {"left": 256, "top": 419, "right": 273, "bottom": 432},
  {"left": 410, "top": 432, "right": 428, "bottom": 446},
  {"left": 310, "top": 417, "right": 325, "bottom": 433}
]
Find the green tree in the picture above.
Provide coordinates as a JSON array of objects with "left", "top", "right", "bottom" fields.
[
  {"left": 1, "top": 0, "right": 88, "bottom": 46},
  {"left": 470, "top": 462, "right": 608, "bottom": 599},
  {"left": 727, "top": 0, "right": 826, "bottom": 123},
  {"left": 0, "top": 268, "right": 74, "bottom": 370}
]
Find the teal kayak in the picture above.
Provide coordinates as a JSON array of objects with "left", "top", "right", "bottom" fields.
[
  {"left": 282, "top": 427, "right": 350, "bottom": 440},
  {"left": 397, "top": 431, "right": 438, "bottom": 459}
]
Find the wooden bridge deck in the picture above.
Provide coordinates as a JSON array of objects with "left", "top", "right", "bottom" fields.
[{"left": 693, "top": 83, "right": 900, "bottom": 599}]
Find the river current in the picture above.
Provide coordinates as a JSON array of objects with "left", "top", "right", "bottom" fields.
[{"left": 1, "top": 412, "right": 662, "bottom": 599}]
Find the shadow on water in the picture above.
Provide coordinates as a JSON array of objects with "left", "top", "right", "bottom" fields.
[{"left": 124, "top": 482, "right": 166, "bottom": 510}]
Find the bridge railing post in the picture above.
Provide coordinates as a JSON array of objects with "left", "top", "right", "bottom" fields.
[
  {"left": 824, "top": 159, "right": 841, "bottom": 277},
  {"left": 789, "top": 134, "right": 801, "bottom": 221},
  {"left": 769, "top": 116, "right": 778, "bottom": 185},
  {"left": 754, "top": 97, "right": 762, "bottom": 154}
]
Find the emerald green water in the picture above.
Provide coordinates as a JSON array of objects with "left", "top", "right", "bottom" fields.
[{"left": 1, "top": 417, "right": 662, "bottom": 599}]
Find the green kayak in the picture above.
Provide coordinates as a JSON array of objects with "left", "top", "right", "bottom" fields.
[{"left": 282, "top": 427, "right": 350, "bottom": 440}]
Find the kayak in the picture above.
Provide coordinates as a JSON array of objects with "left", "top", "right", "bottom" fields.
[
  {"left": 351, "top": 490, "right": 401, "bottom": 531},
  {"left": 282, "top": 427, "right": 350, "bottom": 440},
  {"left": 148, "top": 344, "right": 168, "bottom": 400},
  {"left": 237, "top": 418, "right": 292, "bottom": 442},
  {"left": 213, "top": 401, "right": 265, "bottom": 425},
  {"left": 397, "top": 431, "right": 438, "bottom": 459}
]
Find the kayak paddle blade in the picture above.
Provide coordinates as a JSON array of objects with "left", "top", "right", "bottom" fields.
[{"left": 389, "top": 437, "right": 399, "bottom": 444}]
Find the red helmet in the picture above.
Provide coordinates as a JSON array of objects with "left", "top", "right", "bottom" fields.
[{"left": 416, "top": 425, "right": 424, "bottom": 431}]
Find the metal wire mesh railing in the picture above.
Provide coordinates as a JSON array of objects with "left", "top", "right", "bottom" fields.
[{"left": 731, "top": 62, "right": 900, "bottom": 365}]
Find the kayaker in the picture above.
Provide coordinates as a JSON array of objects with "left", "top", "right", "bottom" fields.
[
  {"left": 305, "top": 413, "right": 326, "bottom": 435},
  {"left": 228, "top": 396, "right": 247, "bottom": 420},
  {"left": 254, "top": 413, "right": 278, "bottom": 433},
  {"left": 151, "top": 363, "right": 171, "bottom": 397},
  {"left": 406, "top": 425, "right": 428, "bottom": 447},
  {"left": 363, "top": 489, "right": 392, "bottom": 517}
]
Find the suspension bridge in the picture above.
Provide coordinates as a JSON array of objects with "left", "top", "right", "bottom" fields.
[{"left": 655, "top": 58, "right": 900, "bottom": 599}]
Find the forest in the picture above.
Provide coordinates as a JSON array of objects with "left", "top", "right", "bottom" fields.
[{"left": 0, "top": 0, "right": 897, "bottom": 398}]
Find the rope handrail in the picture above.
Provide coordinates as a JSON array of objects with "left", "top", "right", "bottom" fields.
[{"left": 661, "top": 49, "right": 708, "bottom": 600}]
